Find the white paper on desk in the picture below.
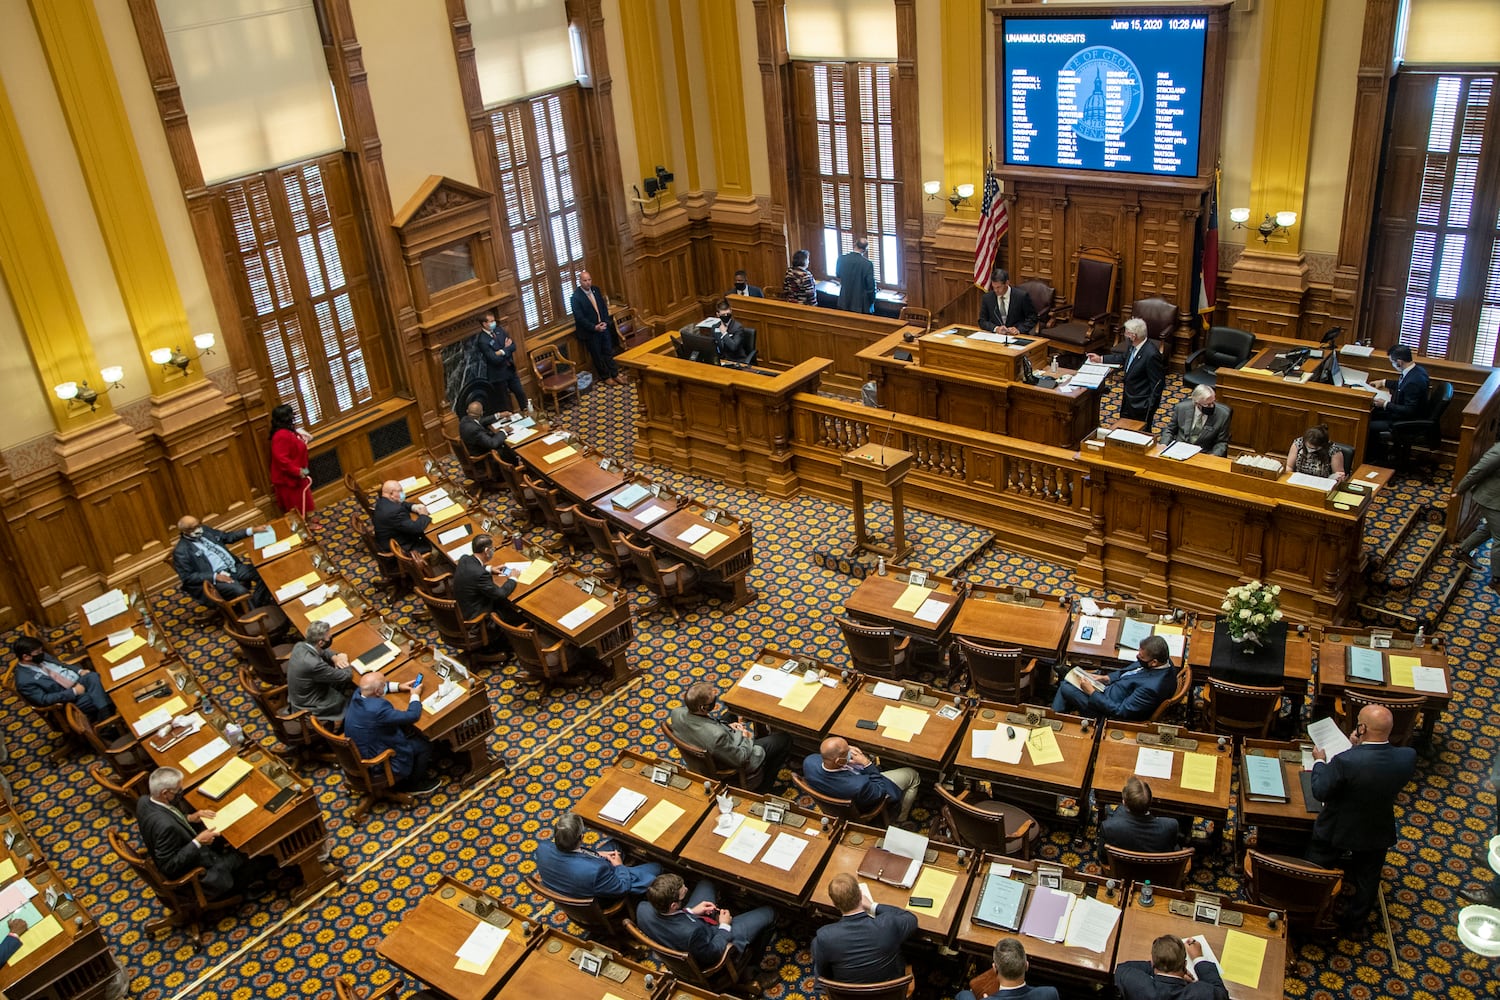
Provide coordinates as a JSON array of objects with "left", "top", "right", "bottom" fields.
[
  {"left": 1062, "top": 893, "right": 1120, "bottom": 954},
  {"left": 714, "top": 812, "right": 746, "bottom": 839},
  {"left": 1307, "top": 716, "right": 1352, "bottom": 760},
  {"left": 112, "top": 655, "right": 149, "bottom": 681},
  {"left": 739, "top": 668, "right": 797, "bottom": 699},
  {"left": 418, "top": 488, "right": 450, "bottom": 507},
  {"left": 722, "top": 824, "right": 771, "bottom": 864},
  {"left": 975, "top": 726, "right": 1027, "bottom": 764},
  {"left": 872, "top": 681, "right": 905, "bottom": 701},
  {"left": 1339, "top": 366, "right": 1372, "bottom": 387},
  {"left": 635, "top": 503, "right": 671, "bottom": 525},
  {"left": 437, "top": 525, "right": 472, "bottom": 545},
  {"left": 0, "top": 878, "right": 38, "bottom": 916},
  {"left": 913, "top": 598, "right": 949, "bottom": 624},
  {"left": 883, "top": 826, "right": 929, "bottom": 883},
  {"left": 106, "top": 628, "right": 137, "bottom": 647},
  {"left": 1160, "top": 441, "right": 1202, "bottom": 461},
  {"left": 558, "top": 602, "right": 601, "bottom": 631},
  {"left": 1340, "top": 343, "right": 1375, "bottom": 358},
  {"left": 300, "top": 585, "right": 331, "bottom": 608},
  {"left": 82, "top": 589, "right": 128, "bottom": 625},
  {"left": 1185, "top": 933, "right": 1222, "bottom": 969},
  {"left": 1079, "top": 597, "right": 1102, "bottom": 616},
  {"left": 1411, "top": 666, "right": 1447, "bottom": 693},
  {"left": 1107, "top": 429, "right": 1154, "bottom": 447},
  {"left": 1287, "top": 472, "right": 1338, "bottom": 491},
  {"left": 455, "top": 922, "right": 508, "bottom": 973},
  {"left": 179, "top": 712, "right": 207, "bottom": 734},
  {"left": 500, "top": 561, "right": 531, "bottom": 576},
  {"left": 274, "top": 579, "right": 312, "bottom": 602},
  {"left": 182, "top": 737, "right": 230, "bottom": 774},
  {"left": 317, "top": 606, "right": 354, "bottom": 628},
  {"left": 506, "top": 426, "right": 536, "bottom": 444},
  {"left": 447, "top": 542, "right": 474, "bottom": 561},
  {"left": 423, "top": 681, "right": 465, "bottom": 714},
  {"left": 542, "top": 430, "right": 569, "bottom": 445},
  {"left": 132, "top": 706, "right": 173, "bottom": 737},
  {"left": 1155, "top": 630, "right": 1186, "bottom": 659},
  {"left": 762, "top": 832, "right": 809, "bottom": 871},
  {"left": 1068, "top": 370, "right": 1106, "bottom": 389},
  {"left": 1134, "top": 747, "right": 1175, "bottom": 780},
  {"left": 598, "top": 787, "right": 647, "bottom": 824},
  {"left": 676, "top": 524, "right": 711, "bottom": 545},
  {"left": 1074, "top": 615, "right": 1108, "bottom": 645},
  {"left": 988, "top": 862, "right": 1013, "bottom": 879}
]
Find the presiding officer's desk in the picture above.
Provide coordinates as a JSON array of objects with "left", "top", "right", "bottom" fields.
[
  {"left": 718, "top": 647, "right": 854, "bottom": 749},
  {"left": 377, "top": 875, "right": 538, "bottom": 1000},
  {"left": 808, "top": 823, "right": 973, "bottom": 944},
  {"left": 950, "top": 702, "right": 1096, "bottom": 824},
  {"left": 1115, "top": 884, "right": 1287, "bottom": 1000},
  {"left": 1314, "top": 627, "right": 1452, "bottom": 745},
  {"left": 573, "top": 750, "right": 716, "bottom": 860},
  {"left": 676, "top": 786, "right": 835, "bottom": 907},
  {"left": 1091, "top": 721, "right": 1234, "bottom": 850},
  {"left": 950, "top": 584, "right": 1072, "bottom": 664},
  {"left": 860, "top": 328, "right": 1101, "bottom": 448},
  {"left": 1236, "top": 739, "right": 1320, "bottom": 855},
  {"left": 827, "top": 680, "right": 966, "bottom": 773},
  {"left": 499, "top": 927, "right": 669, "bottom": 999}
]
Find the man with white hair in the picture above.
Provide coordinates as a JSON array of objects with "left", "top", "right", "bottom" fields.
[
  {"left": 1088, "top": 317, "right": 1166, "bottom": 427},
  {"left": 1160, "top": 384, "right": 1232, "bottom": 457},
  {"left": 136, "top": 766, "right": 254, "bottom": 898},
  {"left": 286, "top": 620, "right": 355, "bottom": 723},
  {"left": 342, "top": 670, "right": 436, "bottom": 794}
]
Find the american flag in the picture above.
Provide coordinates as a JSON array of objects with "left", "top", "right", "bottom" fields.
[{"left": 972, "top": 171, "right": 1008, "bottom": 288}]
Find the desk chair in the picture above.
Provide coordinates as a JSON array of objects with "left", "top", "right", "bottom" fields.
[
  {"left": 523, "top": 872, "right": 630, "bottom": 942},
  {"left": 309, "top": 717, "right": 413, "bottom": 819},
  {"left": 334, "top": 977, "right": 403, "bottom": 1000},
  {"left": 418, "top": 585, "right": 510, "bottom": 669},
  {"left": 623, "top": 538, "right": 702, "bottom": 621},
  {"left": 1047, "top": 248, "right": 1119, "bottom": 358},
  {"left": 496, "top": 619, "right": 581, "bottom": 686},
  {"left": 495, "top": 455, "right": 544, "bottom": 525},
  {"left": 933, "top": 785, "right": 1041, "bottom": 861},
  {"left": 355, "top": 521, "right": 407, "bottom": 600},
  {"left": 89, "top": 762, "right": 147, "bottom": 813},
  {"left": 109, "top": 829, "right": 243, "bottom": 949},
  {"left": 836, "top": 617, "right": 912, "bottom": 681},
  {"left": 1243, "top": 849, "right": 1343, "bottom": 940},
  {"left": 659, "top": 716, "right": 762, "bottom": 790},
  {"left": 203, "top": 581, "right": 291, "bottom": 641},
  {"left": 64, "top": 702, "right": 151, "bottom": 780},
  {"left": 1016, "top": 281, "right": 1056, "bottom": 331},
  {"left": 2, "top": 654, "right": 74, "bottom": 751},
  {"left": 530, "top": 345, "right": 580, "bottom": 416},
  {"left": 1104, "top": 844, "right": 1194, "bottom": 890},
  {"left": 818, "top": 972, "right": 916, "bottom": 1000},
  {"left": 576, "top": 508, "right": 634, "bottom": 581},
  {"left": 1183, "top": 325, "right": 1254, "bottom": 388},
  {"left": 1203, "top": 678, "right": 1283, "bottom": 739},
  {"left": 237, "top": 663, "right": 334, "bottom": 762},
  {"left": 343, "top": 473, "right": 376, "bottom": 517},
  {"left": 527, "top": 478, "right": 586, "bottom": 554},
  {"left": 1147, "top": 668, "right": 1193, "bottom": 725},
  {"left": 952, "top": 638, "right": 1037, "bottom": 703},
  {"left": 410, "top": 549, "right": 455, "bottom": 598},
  {"left": 225, "top": 621, "right": 294, "bottom": 687},
  {"left": 792, "top": 772, "right": 891, "bottom": 825},
  {"left": 1335, "top": 689, "right": 1426, "bottom": 747},
  {"left": 444, "top": 427, "right": 503, "bottom": 494},
  {"left": 624, "top": 918, "right": 753, "bottom": 995},
  {"left": 1379, "top": 379, "right": 1453, "bottom": 466}
]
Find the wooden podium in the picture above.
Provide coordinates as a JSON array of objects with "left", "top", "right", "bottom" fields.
[{"left": 841, "top": 443, "right": 914, "bottom": 561}]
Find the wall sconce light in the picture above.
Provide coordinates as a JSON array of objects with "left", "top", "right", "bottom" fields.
[
  {"left": 923, "top": 180, "right": 942, "bottom": 200},
  {"left": 1230, "top": 207, "right": 1298, "bottom": 244},
  {"left": 949, "top": 183, "right": 975, "bottom": 210},
  {"left": 151, "top": 346, "right": 192, "bottom": 378},
  {"left": 193, "top": 332, "right": 217, "bottom": 354}
]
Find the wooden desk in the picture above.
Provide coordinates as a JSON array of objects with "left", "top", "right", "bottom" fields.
[
  {"left": 549, "top": 458, "right": 627, "bottom": 506},
  {"left": 950, "top": 587, "right": 1071, "bottom": 662},
  {"left": 1187, "top": 619, "right": 1315, "bottom": 723},
  {"left": 677, "top": 787, "right": 834, "bottom": 907},
  {"left": 809, "top": 823, "right": 972, "bottom": 942},
  {"left": 1091, "top": 723, "right": 1233, "bottom": 845},
  {"left": 514, "top": 571, "right": 636, "bottom": 689},
  {"left": 827, "top": 683, "right": 965, "bottom": 772},
  {"left": 498, "top": 928, "right": 665, "bottom": 999},
  {"left": 377, "top": 877, "right": 538, "bottom": 1000},
  {"left": 593, "top": 481, "right": 683, "bottom": 536},
  {"left": 183, "top": 745, "right": 337, "bottom": 900},
  {"left": 954, "top": 856, "right": 1122, "bottom": 986},
  {"left": 85, "top": 629, "right": 171, "bottom": 690},
  {"left": 1115, "top": 885, "right": 1286, "bottom": 1000},
  {"left": 1216, "top": 347, "right": 1373, "bottom": 462},
  {"left": 950, "top": 702, "right": 1096, "bottom": 823},
  {"left": 0, "top": 810, "right": 42, "bottom": 879},
  {"left": 77, "top": 596, "right": 146, "bottom": 648},
  {"left": 278, "top": 576, "right": 371, "bottom": 640},
  {"left": 573, "top": 751, "right": 716, "bottom": 859},
  {"left": 717, "top": 647, "right": 854, "bottom": 747},
  {"left": 646, "top": 503, "right": 756, "bottom": 610},
  {"left": 113, "top": 662, "right": 200, "bottom": 736},
  {"left": 515, "top": 434, "right": 585, "bottom": 477},
  {"left": 385, "top": 650, "right": 503, "bottom": 783},
  {"left": 244, "top": 516, "right": 305, "bottom": 567},
  {"left": 0, "top": 858, "right": 119, "bottom": 1000},
  {"left": 257, "top": 548, "right": 330, "bottom": 603},
  {"left": 918, "top": 326, "right": 1049, "bottom": 384},
  {"left": 843, "top": 571, "right": 963, "bottom": 646},
  {"left": 1063, "top": 604, "right": 1185, "bottom": 672},
  {"left": 1316, "top": 632, "right": 1451, "bottom": 744},
  {"left": 1237, "top": 739, "right": 1318, "bottom": 854},
  {"left": 140, "top": 705, "right": 240, "bottom": 788}
]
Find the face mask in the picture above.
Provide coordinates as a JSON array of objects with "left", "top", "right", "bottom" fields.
[
  {"left": 734, "top": 283, "right": 746, "bottom": 292},
  {"left": 397, "top": 489, "right": 406, "bottom": 503},
  {"left": 188, "top": 528, "right": 203, "bottom": 539},
  {"left": 1199, "top": 405, "right": 1216, "bottom": 417},
  {"left": 718, "top": 313, "right": 732, "bottom": 323}
]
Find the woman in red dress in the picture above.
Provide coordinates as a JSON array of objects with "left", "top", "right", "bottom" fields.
[{"left": 269, "top": 403, "right": 314, "bottom": 515}]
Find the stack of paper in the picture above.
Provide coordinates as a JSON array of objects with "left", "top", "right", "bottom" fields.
[
  {"left": 517, "top": 559, "right": 552, "bottom": 585},
  {"left": 453, "top": 922, "right": 508, "bottom": 975},
  {"left": 1160, "top": 441, "right": 1201, "bottom": 461},
  {"left": 738, "top": 669, "right": 797, "bottom": 699},
  {"left": 1026, "top": 726, "right": 1064, "bottom": 766},
  {"left": 630, "top": 801, "right": 685, "bottom": 842},
  {"left": 972, "top": 725, "right": 1028, "bottom": 764},
  {"left": 103, "top": 635, "right": 145, "bottom": 663},
  {"left": 871, "top": 681, "right": 905, "bottom": 700},
  {"left": 761, "top": 832, "right": 809, "bottom": 871},
  {"left": 542, "top": 445, "right": 577, "bottom": 464},
  {"left": 1019, "top": 885, "right": 1075, "bottom": 942},
  {"left": 1061, "top": 893, "right": 1120, "bottom": 953},
  {"left": 635, "top": 503, "right": 672, "bottom": 525},
  {"left": 1307, "top": 717, "right": 1352, "bottom": 759},
  {"left": 877, "top": 704, "right": 929, "bottom": 742},
  {"left": 690, "top": 530, "right": 730, "bottom": 554},
  {"left": 558, "top": 598, "right": 606, "bottom": 630},
  {"left": 598, "top": 788, "right": 647, "bottom": 824},
  {"left": 422, "top": 681, "right": 466, "bottom": 715},
  {"left": 81, "top": 589, "right": 128, "bottom": 626},
  {"left": 913, "top": 598, "right": 950, "bottom": 624},
  {"left": 261, "top": 536, "right": 300, "bottom": 558},
  {"left": 1106, "top": 429, "right": 1154, "bottom": 447},
  {"left": 1411, "top": 665, "right": 1447, "bottom": 693},
  {"left": 200, "top": 757, "right": 253, "bottom": 799},
  {"left": 183, "top": 737, "right": 232, "bottom": 774},
  {"left": 677, "top": 524, "right": 711, "bottom": 545},
  {"left": 878, "top": 827, "right": 928, "bottom": 887},
  {"left": 720, "top": 817, "right": 771, "bottom": 863},
  {"left": 111, "top": 655, "right": 149, "bottom": 682},
  {"left": 204, "top": 793, "right": 257, "bottom": 832},
  {"left": 429, "top": 502, "right": 465, "bottom": 524}
]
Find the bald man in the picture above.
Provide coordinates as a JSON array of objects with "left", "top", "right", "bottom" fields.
[
  {"left": 801, "top": 736, "right": 920, "bottom": 823},
  {"left": 1306, "top": 704, "right": 1417, "bottom": 933},
  {"left": 342, "top": 671, "right": 437, "bottom": 794},
  {"left": 372, "top": 480, "right": 433, "bottom": 555},
  {"left": 172, "top": 514, "right": 272, "bottom": 606}
]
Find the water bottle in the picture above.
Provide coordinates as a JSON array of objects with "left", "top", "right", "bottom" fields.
[
  {"left": 877, "top": 556, "right": 886, "bottom": 576},
  {"left": 1141, "top": 879, "right": 1154, "bottom": 906}
]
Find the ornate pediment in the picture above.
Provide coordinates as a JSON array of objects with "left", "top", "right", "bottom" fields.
[{"left": 392, "top": 175, "right": 493, "bottom": 228}]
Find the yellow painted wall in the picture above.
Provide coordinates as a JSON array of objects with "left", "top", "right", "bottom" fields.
[
  {"left": 917, "top": 11, "right": 945, "bottom": 212},
  {"left": 1303, "top": 0, "right": 1365, "bottom": 255},
  {"left": 736, "top": 1, "right": 772, "bottom": 199},
  {"left": 601, "top": 0, "right": 642, "bottom": 202},
  {"left": 352, "top": 0, "right": 480, "bottom": 209},
  {"left": 0, "top": 276, "right": 57, "bottom": 449},
  {"left": 1217, "top": 3, "right": 1266, "bottom": 250}
]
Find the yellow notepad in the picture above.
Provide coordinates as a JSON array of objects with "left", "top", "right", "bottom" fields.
[
  {"left": 630, "top": 801, "right": 685, "bottom": 843},
  {"left": 0, "top": 858, "right": 17, "bottom": 883},
  {"left": 1026, "top": 725, "right": 1065, "bottom": 766},
  {"left": 908, "top": 866, "right": 958, "bottom": 912},
  {"left": 1387, "top": 654, "right": 1420, "bottom": 688},
  {"left": 204, "top": 793, "right": 258, "bottom": 833},
  {"left": 543, "top": 445, "right": 577, "bottom": 464},
  {"left": 518, "top": 559, "right": 552, "bottom": 585},
  {"left": 878, "top": 704, "right": 929, "bottom": 739},
  {"left": 778, "top": 680, "right": 820, "bottom": 712},
  {"left": 1219, "top": 928, "right": 1268, "bottom": 987},
  {"left": 892, "top": 584, "right": 931, "bottom": 613},
  {"left": 720, "top": 816, "right": 769, "bottom": 856},
  {"left": 429, "top": 504, "right": 465, "bottom": 524},
  {"left": 1179, "top": 752, "right": 1218, "bottom": 793},
  {"left": 691, "top": 530, "right": 730, "bottom": 554},
  {"left": 305, "top": 598, "right": 348, "bottom": 623},
  {"left": 290, "top": 570, "right": 321, "bottom": 589},
  {"left": 103, "top": 634, "right": 146, "bottom": 663},
  {"left": 158, "top": 695, "right": 189, "bottom": 718},
  {"left": 1154, "top": 623, "right": 1184, "bottom": 636},
  {"left": 200, "top": 756, "right": 254, "bottom": 799},
  {"left": 9, "top": 914, "right": 62, "bottom": 964}
]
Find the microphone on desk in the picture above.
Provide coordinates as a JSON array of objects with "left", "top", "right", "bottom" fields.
[{"left": 877, "top": 408, "right": 897, "bottom": 467}]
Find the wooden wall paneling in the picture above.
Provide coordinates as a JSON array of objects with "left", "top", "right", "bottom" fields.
[
  {"left": 894, "top": 0, "right": 923, "bottom": 300},
  {"left": 729, "top": 297, "right": 908, "bottom": 396},
  {"left": 0, "top": 459, "right": 39, "bottom": 630},
  {"left": 7, "top": 480, "right": 96, "bottom": 623},
  {"left": 631, "top": 214, "right": 701, "bottom": 332},
  {"left": 1340, "top": 0, "right": 1401, "bottom": 337},
  {"left": 920, "top": 234, "right": 986, "bottom": 328},
  {"left": 152, "top": 388, "right": 258, "bottom": 525}
]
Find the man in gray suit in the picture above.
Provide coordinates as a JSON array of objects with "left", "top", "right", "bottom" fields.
[
  {"left": 668, "top": 682, "right": 791, "bottom": 792},
  {"left": 286, "top": 621, "right": 355, "bottom": 723},
  {"left": 1452, "top": 440, "right": 1500, "bottom": 590},
  {"left": 835, "top": 236, "right": 876, "bottom": 314},
  {"left": 1160, "top": 385, "right": 1232, "bottom": 457}
]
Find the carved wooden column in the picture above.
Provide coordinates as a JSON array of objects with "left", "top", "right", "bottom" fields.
[{"left": 894, "top": 0, "right": 924, "bottom": 300}]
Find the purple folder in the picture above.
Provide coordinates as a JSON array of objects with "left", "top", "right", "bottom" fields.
[{"left": 1018, "top": 886, "right": 1072, "bottom": 942}]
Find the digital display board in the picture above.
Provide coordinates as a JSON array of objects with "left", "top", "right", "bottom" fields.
[{"left": 1002, "top": 14, "right": 1208, "bottom": 177}]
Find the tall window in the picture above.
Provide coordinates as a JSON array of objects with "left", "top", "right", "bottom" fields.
[
  {"left": 792, "top": 62, "right": 903, "bottom": 288},
  {"left": 1370, "top": 71, "right": 1500, "bottom": 363},
  {"left": 219, "top": 155, "right": 388, "bottom": 426},
  {"left": 487, "top": 89, "right": 591, "bottom": 330}
]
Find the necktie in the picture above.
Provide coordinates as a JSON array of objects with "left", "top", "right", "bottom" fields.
[
  {"left": 1191, "top": 410, "right": 1205, "bottom": 436},
  {"left": 591, "top": 289, "right": 603, "bottom": 320},
  {"left": 1000, "top": 294, "right": 1009, "bottom": 321},
  {"left": 1126, "top": 346, "right": 1137, "bottom": 370},
  {"left": 45, "top": 667, "right": 73, "bottom": 689}
]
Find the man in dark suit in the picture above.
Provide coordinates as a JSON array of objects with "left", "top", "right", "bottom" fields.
[
  {"left": 1088, "top": 317, "right": 1167, "bottom": 427},
  {"left": 635, "top": 873, "right": 776, "bottom": 973},
  {"left": 978, "top": 268, "right": 1038, "bottom": 337},
  {"left": 1306, "top": 704, "right": 1418, "bottom": 931},
  {"left": 343, "top": 671, "right": 437, "bottom": 794},
  {"left": 709, "top": 299, "right": 756, "bottom": 365},
  {"left": 835, "top": 237, "right": 876, "bottom": 314},
  {"left": 454, "top": 534, "right": 523, "bottom": 649},
  {"left": 727, "top": 269, "right": 763, "bottom": 298},
  {"left": 12, "top": 635, "right": 113, "bottom": 722},
  {"left": 1115, "top": 935, "right": 1228, "bottom": 1000},
  {"left": 373, "top": 480, "right": 433, "bottom": 555},
  {"left": 1101, "top": 778, "right": 1182, "bottom": 853},
  {"left": 570, "top": 269, "right": 622, "bottom": 385},
  {"left": 285, "top": 621, "right": 354, "bottom": 724},
  {"left": 956, "top": 939, "right": 1060, "bottom": 1000},
  {"left": 0, "top": 917, "right": 28, "bottom": 966},
  {"left": 802, "top": 736, "right": 920, "bottom": 822},
  {"left": 1160, "top": 385, "right": 1232, "bottom": 457},
  {"left": 1368, "top": 344, "right": 1431, "bottom": 461},
  {"left": 532, "top": 812, "right": 661, "bottom": 901},
  {"left": 812, "top": 872, "right": 918, "bottom": 983},
  {"left": 669, "top": 682, "right": 791, "bottom": 792},
  {"left": 172, "top": 515, "right": 272, "bottom": 606},
  {"left": 136, "top": 766, "right": 257, "bottom": 899},
  {"left": 457, "top": 400, "right": 517, "bottom": 464},
  {"left": 472, "top": 311, "right": 527, "bottom": 412},
  {"left": 1053, "top": 635, "right": 1178, "bottom": 721}
]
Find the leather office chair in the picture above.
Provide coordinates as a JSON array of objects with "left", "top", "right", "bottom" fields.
[
  {"left": 203, "top": 581, "right": 291, "bottom": 641},
  {"left": 836, "top": 617, "right": 911, "bottom": 681},
  {"left": 353, "top": 521, "right": 407, "bottom": 600},
  {"left": 1047, "top": 248, "right": 1119, "bottom": 357},
  {"left": 530, "top": 345, "right": 580, "bottom": 416},
  {"left": 495, "top": 455, "right": 544, "bottom": 525},
  {"left": 333, "top": 977, "right": 402, "bottom": 1000},
  {"left": 1130, "top": 296, "right": 1177, "bottom": 346},
  {"left": 1148, "top": 668, "right": 1193, "bottom": 725},
  {"left": 225, "top": 621, "right": 294, "bottom": 686},
  {"left": 1104, "top": 844, "right": 1194, "bottom": 890},
  {"left": 792, "top": 772, "right": 891, "bottom": 825},
  {"left": 1380, "top": 380, "right": 1453, "bottom": 464},
  {"left": 64, "top": 702, "right": 151, "bottom": 780},
  {"left": 659, "top": 716, "right": 761, "bottom": 790},
  {"left": 109, "top": 829, "right": 243, "bottom": 949},
  {"left": 952, "top": 638, "right": 1037, "bottom": 703},
  {"left": 614, "top": 309, "right": 654, "bottom": 352},
  {"left": 1183, "top": 325, "right": 1255, "bottom": 388},
  {"left": 237, "top": 663, "right": 334, "bottom": 761},
  {"left": 496, "top": 619, "right": 580, "bottom": 686},
  {"left": 444, "top": 427, "right": 503, "bottom": 494},
  {"left": 343, "top": 473, "right": 376, "bottom": 517},
  {"left": 933, "top": 785, "right": 1041, "bottom": 861},
  {"left": 89, "top": 761, "right": 147, "bottom": 813},
  {"left": 623, "top": 537, "right": 702, "bottom": 621},
  {"left": 1242, "top": 849, "right": 1343, "bottom": 937},
  {"left": 416, "top": 584, "right": 509, "bottom": 669},
  {"left": 819, "top": 973, "right": 916, "bottom": 1000},
  {"left": 1015, "top": 280, "right": 1056, "bottom": 330},
  {"left": 1335, "top": 688, "right": 1426, "bottom": 747},
  {"left": 624, "top": 918, "right": 752, "bottom": 994},
  {"left": 575, "top": 508, "right": 634, "bottom": 581},
  {"left": 527, "top": 477, "right": 586, "bottom": 554},
  {"left": 1203, "top": 678, "right": 1283, "bottom": 740},
  {"left": 309, "top": 717, "right": 413, "bottom": 819},
  {"left": 523, "top": 872, "right": 630, "bottom": 941}
]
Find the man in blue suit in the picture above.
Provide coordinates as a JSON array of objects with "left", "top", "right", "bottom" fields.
[
  {"left": 532, "top": 812, "right": 660, "bottom": 901},
  {"left": 1368, "top": 344, "right": 1430, "bottom": 462},
  {"left": 635, "top": 873, "right": 776, "bottom": 975},
  {"left": 473, "top": 311, "right": 527, "bottom": 413},
  {"left": 12, "top": 636, "right": 113, "bottom": 722},
  {"left": 1306, "top": 704, "right": 1417, "bottom": 932},
  {"left": 1101, "top": 778, "right": 1183, "bottom": 853},
  {"left": 812, "top": 873, "right": 917, "bottom": 983},
  {"left": 172, "top": 515, "right": 272, "bottom": 606},
  {"left": 1052, "top": 635, "right": 1178, "bottom": 721},
  {"left": 342, "top": 671, "right": 437, "bottom": 795},
  {"left": 955, "top": 939, "right": 1060, "bottom": 1000},
  {"left": 801, "top": 736, "right": 920, "bottom": 822},
  {"left": 1116, "top": 935, "right": 1227, "bottom": 1000}
]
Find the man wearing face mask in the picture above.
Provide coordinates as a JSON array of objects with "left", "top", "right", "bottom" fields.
[
  {"left": 1088, "top": 317, "right": 1167, "bottom": 428},
  {"left": 137, "top": 766, "right": 265, "bottom": 899},
  {"left": 1160, "top": 385, "right": 1232, "bottom": 457},
  {"left": 286, "top": 620, "right": 355, "bottom": 723},
  {"left": 473, "top": 310, "right": 527, "bottom": 413},
  {"left": 373, "top": 480, "right": 433, "bottom": 555},
  {"left": 710, "top": 299, "right": 756, "bottom": 365},
  {"left": 173, "top": 515, "right": 273, "bottom": 606},
  {"left": 12, "top": 635, "right": 114, "bottom": 722},
  {"left": 725, "top": 269, "right": 763, "bottom": 298},
  {"left": 1367, "top": 344, "right": 1430, "bottom": 462}
]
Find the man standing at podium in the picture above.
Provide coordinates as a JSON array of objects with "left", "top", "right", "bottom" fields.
[
  {"left": 978, "top": 268, "right": 1037, "bottom": 337},
  {"left": 1088, "top": 317, "right": 1166, "bottom": 427}
]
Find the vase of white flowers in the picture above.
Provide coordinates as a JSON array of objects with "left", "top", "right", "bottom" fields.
[{"left": 1221, "top": 580, "right": 1283, "bottom": 651}]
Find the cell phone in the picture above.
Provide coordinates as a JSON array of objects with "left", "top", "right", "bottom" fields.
[
  {"left": 413, "top": 673, "right": 424, "bottom": 688},
  {"left": 1080, "top": 625, "right": 1095, "bottom": 641},
  {"left": 908, "top": 896, "right": 933, "bottom": 909},
  {"left": 856, "top": 719, "right": 878, "bottom": 731}
]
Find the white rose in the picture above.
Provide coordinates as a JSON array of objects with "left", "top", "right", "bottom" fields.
[
  {"left": 1272, "top": 610, "right": 1283, "bottom": 621},
  {"left": 1270, "top": 585, "right": 1281, "bottom": 595},
  {"left": 1221, "top": 601, "right": 1232, "bottom": 612},
  {"left": 1252, "top": 613, "right": 1265, "bottom": 625},
  {"left": 1240, "top": 609, "right": 1251, "bottom": 620},
  {"left": 1247, "top": 581, "right": 1260, "bottom": 591}
]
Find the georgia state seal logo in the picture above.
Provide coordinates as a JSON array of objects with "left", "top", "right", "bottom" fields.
[{"left": 1060, "top": 45, "right": 1143, "bottom": 143}]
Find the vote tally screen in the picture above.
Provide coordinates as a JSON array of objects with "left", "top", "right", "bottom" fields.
[{"left": 1003, "top": 15, "right": 1208, "bottom": 178}]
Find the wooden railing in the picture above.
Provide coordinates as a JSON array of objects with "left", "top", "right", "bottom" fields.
[
  {"left": 1445, "top": 367, "right": 1500, "bottom": 540},
  {"left": 727, "top": 297, "right": 916, "bottom": 397}
]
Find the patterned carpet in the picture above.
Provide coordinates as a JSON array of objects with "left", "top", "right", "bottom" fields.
[{"left": 2, "top": 370, "right": 1496, "bottom": 1000}]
